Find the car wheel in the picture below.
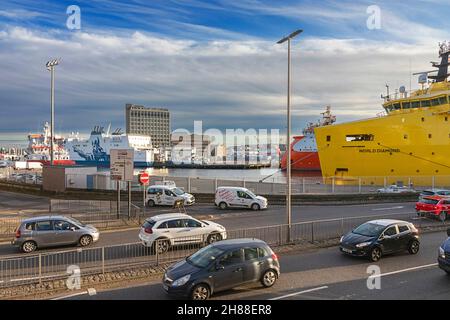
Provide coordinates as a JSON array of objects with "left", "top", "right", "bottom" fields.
[
  {"left": 408, "top": 240, "right": 420, "bottom": 255},
  {"left": 439, "top": 212, "right": 447, "bottom": 222},
  {"left": 155, "top": 239, "right": 170, "bottom": 254},
  {"left": 207, "top": 233, "right": 222, "bottom": 244},
  {"left": 369, "top": 247, "right": 382, "bottom": 262},
  {"left": 261, "top": 269, "right": 277, "bottom": 287},
  {"left": 21, "top": 241, "right": 37, "bottom": 253},
  {"left": 191, "top": 283, "right": 210, "bottom": 300},
  {"left": 147, "top": 200, "right": 155, "bottom": 207},
  {"left": 251, "top": 203, "right": 260, "bottom": 211},
  {"left": 79, "top": 235, "right": 93, "bottom": 247},
  {"left": 219, "top": 202, "right": 227, "bottom": 210}
]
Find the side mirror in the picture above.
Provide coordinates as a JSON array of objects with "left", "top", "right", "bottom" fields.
[
  {"left": 216, "top": 264, "right": 224, "bottom": 271},
  {"left": 447, "top": 228, "right": 450, "bottom": 237}
]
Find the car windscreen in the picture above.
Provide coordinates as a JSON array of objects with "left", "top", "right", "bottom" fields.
[
  {"left": 421, "top": 198, "right": 439, "bottom": 205},
  {"left": 352, "top": 223, "right": 385, "bottom": 237},
  {"left": 421, "top": 190, "right": 435, "bottom": 196},
  {"left": 66, "top": 217, "right": 85, "bottom": 227},
  {"left": 186, "top": 246, "right": 225, "bottom": 268},
  {"left": 246, "top": 190, "right": 257, "bottom": 198},
  {"left": 172, "top": 188, "right": 185, "bottom": 196}
]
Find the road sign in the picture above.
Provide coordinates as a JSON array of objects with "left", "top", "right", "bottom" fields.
[
  {"left": 138, "top": 172, "right": 150, "bottom": 185},
  {"left": 110, "top": 149, "right": 134, "bottom": 181}
]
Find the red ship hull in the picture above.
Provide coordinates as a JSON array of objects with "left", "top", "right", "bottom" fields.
[
  {"left": 27, "top": 160, "right": 76, "bottom": 166},
  {"left": 280, "top": 136, "right": 321, "bottom": 171}
]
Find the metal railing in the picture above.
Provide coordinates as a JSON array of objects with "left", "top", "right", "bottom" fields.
[{"left": 1, "top": 211, "right": 449, "bottom": 289}]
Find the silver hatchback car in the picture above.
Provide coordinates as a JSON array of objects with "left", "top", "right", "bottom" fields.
[{"left": 12, "top": 215, "right": 100, "bottom": 253}]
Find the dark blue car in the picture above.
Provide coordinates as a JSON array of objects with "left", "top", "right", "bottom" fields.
[
  {"left": 438, "top": 228, "right": 450, "bottom": 274},
  {"left": 340, "top": 219, "right": 420, "bottom": 262}
]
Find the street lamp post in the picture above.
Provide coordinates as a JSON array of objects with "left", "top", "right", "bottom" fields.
[
  {"left": 277, "top": 29, "right": 302, "bottom": 243},
  {"left": 46, "top": 59, "right": 60, "bottom": 166}
]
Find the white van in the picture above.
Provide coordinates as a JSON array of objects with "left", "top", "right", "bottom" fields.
[
  {"left": 146, "top": 185, "right": 195, "bottom": 207},
  {"left": 215, "top": 187, "right": 268, "bottom": 210}
]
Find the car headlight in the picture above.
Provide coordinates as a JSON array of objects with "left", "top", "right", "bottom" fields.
[
  {"left": 356, "top": 242, "right": 372, "bottom": 248},
  {"left": 172, "top": 274, "right": 191, "bottom": 287},
  {"left": 439, "top": 246, "right": 446, "bottom": 259}
]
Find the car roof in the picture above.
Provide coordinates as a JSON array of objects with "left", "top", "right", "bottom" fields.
[
  {"left": 422, "top": 189, "right": 450, "bottom": 193},
  {"left": 146, "top": 213, "right": 191, "bottom": 221},
  {"left": 216, "top": 187, "right": 248, "bottom": 191},
  {"left": 20, "top": 215, "right": 69, "bottom": 223},
  {"left": 423, "top": 195, "right": 448, "bottom": 200},
  {"left": 367, "top": 219, "right": 410, "bottom": 226},
  {"left": 210, "top": 238, "right": 267, "bottom": 249},
  {"left": 148, "top": 185, "right": 174, "bottom": 189}
]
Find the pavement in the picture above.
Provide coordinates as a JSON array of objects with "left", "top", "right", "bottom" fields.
[{"left": 63, "top": 231, "right": 450, "bottom": 300}]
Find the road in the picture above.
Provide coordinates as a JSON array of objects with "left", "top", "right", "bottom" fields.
[
  {"left": 65, "top": 231, "right": 450, "bottom": 300},
  {"left": 0, "top": 198, "right": 418, "bottom": 256}
]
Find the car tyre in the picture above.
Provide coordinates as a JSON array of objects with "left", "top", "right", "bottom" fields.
[
  {"left": 79, "top": 235, "right": 93, "bottom": 247},
  {"left": 154, "top": 239, "right": 170, "bottom": 254},
  {"left": 439, "top": 212, "right": 447, "bottom": 222},
  {"left": 251, "top": 203, "right": 260, "bottom": 211},
  {"left": 21, "top": 241, "right": 37, "bottom": 253},
  {"left": 408, "top": 240, "right": 420, "bottom": 255},
  {"left": 261, "top": 269, "right": 277, "bottom": 287},
  {"left": 369, "top": 247, "right": 382, "bottom": 262},
  {"left": 219, "top": 202, "right": 227, "bottom": 210},
  {"left": 147, "top": 200, "right": 155, "bottom": 207},
  {"left": 207, "top": 232, "right": 222, "bottom": 244},
  {"left": 190, "top": 283, "right": 210, "bottom": 300}
]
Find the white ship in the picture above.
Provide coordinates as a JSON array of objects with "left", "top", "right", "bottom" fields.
[{"left": 65, "top": 126, "right": 155, "bottom": 167}]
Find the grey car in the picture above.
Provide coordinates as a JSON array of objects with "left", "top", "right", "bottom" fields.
[
  {"left": 12, "top": 215, "right": 100, "bottom": 253},
  {"left": 162, "top": 238, "right": 280, "bottom": 300}
]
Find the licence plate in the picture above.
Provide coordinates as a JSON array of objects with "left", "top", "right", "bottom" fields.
[{"left": 342, "top": 248, "right": 353, "bottom": 254}]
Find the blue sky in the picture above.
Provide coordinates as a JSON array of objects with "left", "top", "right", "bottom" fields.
[{"left": 1, "top": 0, "right": 450, "bottom": 140}]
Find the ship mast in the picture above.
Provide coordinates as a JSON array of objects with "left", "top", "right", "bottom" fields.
[{"left": 427, "top": 41, "right": 450, "bottom": 82}]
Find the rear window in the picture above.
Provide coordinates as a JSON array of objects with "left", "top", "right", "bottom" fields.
[
  {"left": 398, "top": 225, "right": 409, "bottom": 233},
  {"left": 142, "top": 220, "right": 156, "bottom": 229},
  {"left": 24, "top": 222, "right": 35, "bottom": 231},
  {"left": 422, "top": 198, "right": 439, "bottom": 205},
  {"left": 421, "top": 191, "right": 435, "bottom": 196}
]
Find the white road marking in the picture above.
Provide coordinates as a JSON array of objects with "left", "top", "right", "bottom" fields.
[
  {"left": 369, "top": 263, "right": 438, "bottom": 279},
  {"left": 268, "top": 286, "right": 329, "bottom": 300},
  {"left": 371, "top": 206, "right": 404, "bottom": 211},
  {"left": 52, "top": 288, "right": 97, "bottom": 300}
]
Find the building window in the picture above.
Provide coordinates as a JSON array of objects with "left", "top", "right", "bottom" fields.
[{"left": 428, "top": 134, "right": 432, "bottom": 139}]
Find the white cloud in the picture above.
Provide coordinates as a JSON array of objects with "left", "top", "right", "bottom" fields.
[{"left": 0, "top": 25, "right": 445, "bottom": 135}]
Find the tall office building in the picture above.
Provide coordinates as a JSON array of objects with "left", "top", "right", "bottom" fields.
[{"left": 125, "top": 104, "right": 170, "bottom": 148}]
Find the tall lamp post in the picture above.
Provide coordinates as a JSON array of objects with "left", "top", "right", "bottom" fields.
[
  {"left": 46, "top": 58, "right": 60, "bottom": 166},
  {"left": 277, "top": 29, "right": 302, "bottom": 242}
]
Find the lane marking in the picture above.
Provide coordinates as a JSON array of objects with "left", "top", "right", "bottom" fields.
[
  {"left": 369, "top": 263, "right": 438, "bottom": 279},
  {"left": 371, "top": 206, "right": 405, "bottom": 211},
  {"left": 51, "top": 288, "right": 97, "bottom": 300},
  {"left": 268, "top": 286, "right": 329, "bottom": 300}
]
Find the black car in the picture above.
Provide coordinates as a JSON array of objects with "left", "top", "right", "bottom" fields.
[
  {"left": 438, "top": 228, "right": 450, "bottom": 274},
  {"left": 162, "top": 238, "right": 280, "bottom": 300},
  {"left": 340, "top": 219, "right": 420, "bottom": 262}
]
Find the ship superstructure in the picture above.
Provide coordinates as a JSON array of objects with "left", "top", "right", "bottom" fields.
[{"left": 315, "top": 43, "right": 450, "bottom": 183}]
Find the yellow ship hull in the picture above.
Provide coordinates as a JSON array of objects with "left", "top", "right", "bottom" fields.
[{"left": 315, "top": 104, "right": 450, "bottom": 186}]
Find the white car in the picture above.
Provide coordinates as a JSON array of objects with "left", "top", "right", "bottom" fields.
[
  {"left": 377, "top": 185, "right": 415, "bottom": 193},
  {"left": 139, "top": 213, "right": 227, "bottom": 252},
  {"left": 146, "top": 185, "right": 195, "bottom": 207},
  {"left": 215, "top": 187, "right": 268, "bottom": 210}
]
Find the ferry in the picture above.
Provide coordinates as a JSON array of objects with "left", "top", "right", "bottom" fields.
[
  {"left": 280, "top": 106, "right": 336, "bottom": 171},
  {"left": 25, "top": 122, "right": 74, "bottom": 166},
  {"left": 65, "top": 126, "right": 155, "bottom": 167},
  {"left": 315, "top": 43, "right": 450, "bottom": 184}
]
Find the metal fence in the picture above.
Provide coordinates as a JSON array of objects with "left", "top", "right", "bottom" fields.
[
  {"left": 62, "top": 173, "right": 450, "bottom": 195},
  {"left": 1, "top": 211, "right": 449, "bottom": 289}
]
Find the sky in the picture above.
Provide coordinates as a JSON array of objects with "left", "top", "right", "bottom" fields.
[{"left": 1, "top": 0, "right": 450, "bottom": 141}]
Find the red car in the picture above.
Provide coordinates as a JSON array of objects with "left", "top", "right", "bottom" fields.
[{"left": 415, "top": 196, "right": 450, "bottom": 222}]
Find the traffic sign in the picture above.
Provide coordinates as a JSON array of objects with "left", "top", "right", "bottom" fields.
[
  {"left": 110, "top": 149, "right": 134, "bottom": 181},
  {"left": 138, "top": 172, "right": 150, "bottom": 185}
]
